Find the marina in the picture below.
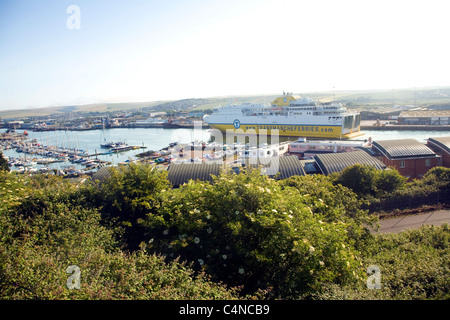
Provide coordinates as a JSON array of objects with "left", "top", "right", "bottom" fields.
[{"left": 1, "top": 126, "right": 449, "bottom": 175}]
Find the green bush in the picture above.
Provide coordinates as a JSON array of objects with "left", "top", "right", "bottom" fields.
[
  {"left": 336, "top": 165, "right": 379, "bottom": 196},
  {"left": 0, "top": 170, "right": 240, "bottom": 300},
  {"left": 0, "top": 151, "right": 9, "bottom": 172},
  {"left": 142, "top": 168, "right": 368, "bottom": 298},
  {"left": 314, "top": 224, "right": 450, "bottom": 300},
  {"left": 82, "top": 163, "right": 171, "bottom": 250},
  {"left": 335, "top": 165, "right": 449, "bottom": 213},
  {"left": 2, "top": 163, "right": 449, "bottom": 300},
  {"left": 375, "top": 169, "right": 407, "bottom": 195}
]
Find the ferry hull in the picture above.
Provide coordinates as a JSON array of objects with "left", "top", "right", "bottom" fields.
[{"left": 208, "top": 123, "right": 364, "bottom": 139}]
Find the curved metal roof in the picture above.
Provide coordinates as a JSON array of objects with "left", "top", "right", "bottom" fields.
[
  {"left": 372, "top": 139, "right": 436, "bottom": 159},
  {"left": 314, "top": 150, "right": 386, "bottom": 175},
  {"left": 167, "top": 162, "right": 222, "bottom": 187},
  {"left": 272, "top": 156, "right": 306, "bottom": 179},
  {"left": 428, "top": 136, "right": 450, "bottom": 154}
]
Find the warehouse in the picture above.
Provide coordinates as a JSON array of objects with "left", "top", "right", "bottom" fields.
[
  {"left": 398, "top": 110, "right": 450, "bottom": 125},
  {"left": 427, "top": 136, "right": 450, "bottom": 168},
  {"left": 371, "top": 139, "right": 439, "bottom": 179},
  {"left": 314, "top": 150, "right": 386, "bottom": 175}
]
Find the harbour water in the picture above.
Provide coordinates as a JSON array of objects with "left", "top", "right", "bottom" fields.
[{"left": 1, "top": 127, "right": 449, "bottom": 171}]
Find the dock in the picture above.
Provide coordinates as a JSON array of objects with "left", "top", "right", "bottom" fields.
[{"left": 86, "top": 145, "right": 147, "bottom": 157}]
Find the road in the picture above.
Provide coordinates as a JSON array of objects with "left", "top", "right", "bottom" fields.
[{"left": 373, "top": 209, "right": 450, "bottom": 234}]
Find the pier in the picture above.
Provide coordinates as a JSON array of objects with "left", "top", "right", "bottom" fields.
[{"left": 361, "top": 124, "right": 450, "bottom": 131}]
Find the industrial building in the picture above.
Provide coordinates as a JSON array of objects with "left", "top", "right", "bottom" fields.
[
  {"left": 427, "top": 136, "right": 450, "bottom": 168},
  {"left": 371, "top": 139, "right": 440, "bottom": 179},
  {"left": 314, "top": 150, "right": 386, "bottom": 175},
  {"left": 398, "top": 110, "right": 450, "bottom": 125}
]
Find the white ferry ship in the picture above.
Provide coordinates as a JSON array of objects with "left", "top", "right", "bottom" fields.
[{"left": 203, "top": 92, "right": 363, "bottom": 139}]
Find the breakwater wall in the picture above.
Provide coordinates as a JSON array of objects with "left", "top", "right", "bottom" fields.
[{"left": 361, "top": 125, "right": 450, "bottom": 131}]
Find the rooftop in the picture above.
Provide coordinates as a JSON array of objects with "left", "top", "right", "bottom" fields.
[
  {"left": 427, "top": 136, "right": 450, "bottom": 154},
  {"left": 314, "top": 150, "right": 386, "bottom": 175},
  {"left": 372, "top": 139, "right": 437, "bottom": 159},
  {"left": 399, "top": 110, "right": 450, "bottom": 118},
  {"left": 271, "top": 156, "right": 306, "bottom": 179},
  {"left": 167, "top": 162, "right": 222, "bottom": 187}
]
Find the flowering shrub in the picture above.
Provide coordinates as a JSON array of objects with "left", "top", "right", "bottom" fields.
[
  {"left": 1, "top": 164, "right": 448, "bottom": 300},
  {"left": 143, "top": 168, "right": 367, "bottom": 297},
  {"left": 0, "top": 171, "right": 240, "bottom": 300}
]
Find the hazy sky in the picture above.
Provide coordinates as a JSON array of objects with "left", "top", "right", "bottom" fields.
[{"left": 1, "top": 0, "right": 449, "bottom": 110}]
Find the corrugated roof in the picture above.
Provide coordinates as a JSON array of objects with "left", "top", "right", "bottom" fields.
[
  {"left": 372, "top": 139, "right": 436, "bottom": 159},
  {"left": 92, "top": 166, "right": 112, "bottom": 182},
  {"left": 427, "top": 136, "right": 450, "bottom": 154},
  {"left": 272, "top": 156, "right": 306, "bottom": 179},
  {"left": 167, "top": 162, "right": 222, "bottom": 187},
  {"left": 314, "top": 150, "right": 386, "bottom": 175},
  {"left": 399, "top": 110, "right": 450, "bottom": 118}
]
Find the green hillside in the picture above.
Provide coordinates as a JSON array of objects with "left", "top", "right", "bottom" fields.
[{"left": 1, "top": 86, "right": 450, "bottom": 119}]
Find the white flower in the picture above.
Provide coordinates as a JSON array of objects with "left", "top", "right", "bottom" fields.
[
  {"left": 163, "top": 229, "right": 169, "bottom": 235},
  {"left": 194, "top": 237, "right": 200, "bottom": 244},
  {"left": 225, "top": 245, "right": 231, "bottom": 250},
  {"left": 222, "top": 255, "right": 227, "bottom": 260},
  {"left": 319, "top": 261, "right": 325, "bottom": 266},
  {"left": 206, "top": 214, "right": 211, "bottom": 220},
  {"left": 238, "top": 268, "right": 245, "bottom": 274},
  {"left": 309, "top": 246, "right": 315, "bottom": 253},
  {"left": 272, "top": 209, "right": 277, "bottom": 213},
  {"left": 198, "top": 259, "right": 204, "bottom": 265},
  {"left": 207, "top": 227, "right": 212, "bottom": 234}
]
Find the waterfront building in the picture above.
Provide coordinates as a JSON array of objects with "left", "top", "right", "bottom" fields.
[
  {"left": 288, "top": 137, "right": 371, "bottom": 158},
  {"left": 427, "top": 136, "right": 450, "bottom": 168},
  {"left": 167, "top": 162, "right": 222, "bottom": 188},
  {"left": 398, "top": 110, "right": 450, "bottom": 125},
  {"left": 371, "top": 139, "right": 439, "bottom": 179},
  {"left": 314, "top": 150, "right": 386, "bottom": 175}
]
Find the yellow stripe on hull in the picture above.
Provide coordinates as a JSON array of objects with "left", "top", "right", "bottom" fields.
[{"left": 209, "top": 124, "right": 362, "bottom": 139}]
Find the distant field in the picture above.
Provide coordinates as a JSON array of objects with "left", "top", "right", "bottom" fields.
[
  {"left": 0, "top": 101, "right": 168, "bottom": 119},
  {"left": 1, "top": 86, "right": 450, "bottom": 119}
]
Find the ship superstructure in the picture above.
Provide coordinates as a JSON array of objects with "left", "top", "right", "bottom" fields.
[{"left": 203, "top": 93, "right": 363, "bottom": 139}]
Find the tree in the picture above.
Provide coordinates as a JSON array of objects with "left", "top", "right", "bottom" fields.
[
  {"left": 375, "top": 168, "right": 407, "bottom": 194},
  {"left": 82, "top": 163, "right": 171, "bottom": 250},
  {"left": 0, "top": 151, "right": 9, "bottom": 172},
  {"left": 142, "top": 168, "right": 366, "bottom": 298},
  {"left": 336, "top": 164, "right": 379, "bottom": 196}
]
